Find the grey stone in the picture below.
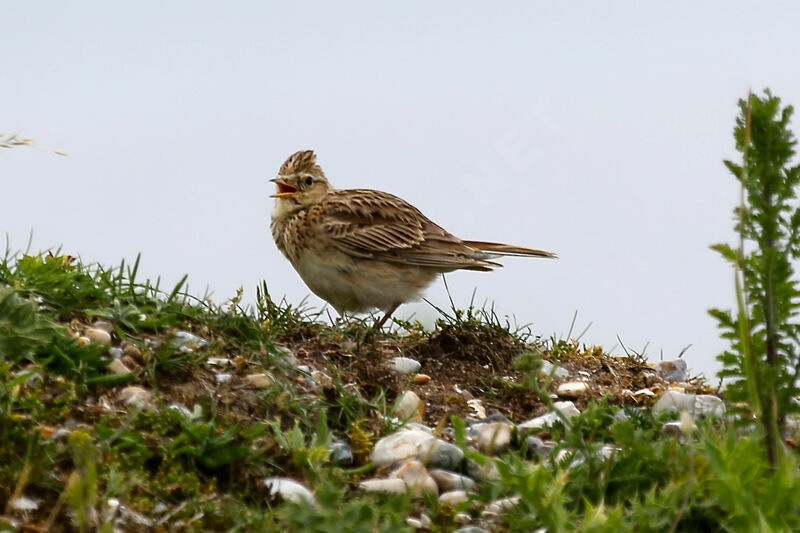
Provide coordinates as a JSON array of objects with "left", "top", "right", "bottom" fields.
[
  {"left": 418, "top": 438, "right": 464, "bottom": 470},
  {"left": 429, "top": 469, "right": 475, "bottom": 492},
  {"left": 652, "top": 390, "right": 725, "bottom": 417},
  {"left": 469, "top": 421, "right": 512, "bottom": 455},
  {"left": 518, "top": 401, "right": 580, "bottom": 430},
  {"left": 524, "top": 436, "right": 554, "bottom": 458},
  {"left": 540, "top": 359, "right": 570, "bottom": 379},
  {"left": 655, "top": 359, "right": 688, "bottom": 382},
  {"left": 329, "top": 441, "right": 353, "bottom": 466}
]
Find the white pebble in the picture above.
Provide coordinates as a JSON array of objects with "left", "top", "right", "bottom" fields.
[
  {"left": 264, "top": 477, "right": 315, "bottom": 505},
  {"left": 394, "top": 390, "right": 424, "bottom": 422},
  {"left": 11, "top": 495, "right": 38, "bottom": 511},
  {"left": 118, "top": 386, "right": 152, "bottom": 407},
  {"left": 85, "top": 328, "right": 112, "bottom": 345},
  {"left": 483, "top": 495, "right": 521, "bottom": 516},
  {"left": 391, "top": 357, "right": 422, "bottom": 374},
  {"left": 653, "top": 390, "right": 725, "bottom": 417},
  {"left": 390, "top": 460, "right": 438, "bottom": 496},
  {"left": 244, "top": 373, "right": 272, "bottom": 388},
  {"left": 359, "top": 478, "right": 408, "bottom": 494},
  {"left": 107, "top": 359, "right": 132, "bottom": 375},
  {"left": 439, "top": 490, "right": 469, "bottom": 505},
  {"left": 556, "top": 381, "right": 588, "bottom": 398},
  {"left": 469, "top": 422, "right": 512, "bottom": 455},
  {"left": 371, "top": 430, "right": 434, "bottom": 466},
  {"left": 406, "top": 518, "right": 423, "bottom": 528},
  {"left": 454, "top": 512, "right": 472, "bottom": 524}
]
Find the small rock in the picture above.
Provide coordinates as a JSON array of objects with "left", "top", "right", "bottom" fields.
[
  {"left": 418, "top": 438, "right": 464, "bottom": 471},
  {"left": 168, "top": 403, "right": 201, "bottom": 419},
  {"left": 540, "top": 359, "right": 570, "bottom": 378},
  {"left": 655, "top": 359, "right": 688, "bottom": 382},
  {"left": 84, "top": 327, "right": 112, "bottom": 345},
  {"left": 556, "top": 381, "right": 588, "bottom": 399},
  {"left": 662, "top": 421, "right": 692, "bottom": 437},
  {"left": 91, "top": 320, "right": 114, "bottom": 333},
  {"left": 439, "top": 490, "right": 469, "bottom": 505},
  {"left": 310, "top": 370, "right": 333, "bottom": 388},
  {"left": 480, "top": 413, "right": 513, "bottom": 424},
  {"left": 391, "top": 357, "right": 422, "bottom": 375},
  {"left": 394, "top": 390, "right": 424, "bottom": 422},
  {"left": 10, "top": 495, "right": 38, "bottom": 511},
  {"left": 215, "top": 373, "right": 232, "bottom": 384},
  {"left": 419, "top": 513, "right": 432, "bottom": 529},
  {"left": 518, "top": 401, "right": 581, "bottom": 430},
  {"left": 273, "top": 344, "right": 298, "bottom": 367},
  {"left": 174, "top": 330, "right": 208, "bottom": 352},
  {"left": 359, "top": 478, "right": 408, "bottom": 493},
  {"left": 51, "top": 428, "right": 72, "bottom": 440},
  {"left": 121, "top": 355, "right": 140, "bottom": 371},
  {"left": 454, "top": 527, "right": 489, "bottom": 533},
  {"left": 121, "top": 342, "right": 143, "bottom": 362},
  {"left": 469, "top": 422, "right": 512, "bottom": 455},
  {"left": 390, "top": 460, "right": 438, "bottom": 496},
  {"left": 454, "top": 512, "right": 472, "bottom": 524},
  {"left": 329, "top": 441, "right": 354, "bottom": 466},
  {"left": 244, "top": 373, "right": 272, "bottom": 388},
  {"left": 406, "top": 517, "right": 423, "bottom": 529},
  {"left": 524, "top": 436, "right": 554, "bottom": 458},
  {"left": 108, "top": 346, "right": 123, "bottom": 359},
  {"left": 464, "top": 458, "right": 500, "bottom": 482},
  {"left": 264, "top": 477, "right": 314, "bottom": 505},
  {"left": 429, "top": 469, "right": 475, "bottom": 492},
  {"left": 405, "top": 422, "right": 434, "bottom": 434},
  {"left": 554, "top": 400, "right": 581, "bottom": 417},
  {"left": 413, "top": 373, "right": 431, "bottom": 384},
  {"left": 371, "top": 429, "right": 435, "bottom": 466},
  {"left": 466, "top": 399, "right": 487, "bottom": 419},
  {"left": 600, "top": 444, "right": 619, "bottom": 459},
  {"left": 483, "top": 495, "right": 521, "bottom": 517},
  {"left": 652, "top": 390, "right": 725, "bottom": 417},
  {"left": 118, "top": 386, "right": 152, "bottom": 407},
  {"left": 107, "top": 359, "right": 132, "bottom": 375}
]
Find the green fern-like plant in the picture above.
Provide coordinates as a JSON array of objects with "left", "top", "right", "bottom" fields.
[{"left": 710, "top": 90, "right": 800, "bottom": 466}]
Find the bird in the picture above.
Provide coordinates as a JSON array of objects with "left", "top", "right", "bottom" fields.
[{"left": 270, "top": 150, "right": 556, "bottom": 329}]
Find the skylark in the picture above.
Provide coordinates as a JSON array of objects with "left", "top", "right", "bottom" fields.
[{"left": 270, "top": 150, "right": 556, "bottom": 328}]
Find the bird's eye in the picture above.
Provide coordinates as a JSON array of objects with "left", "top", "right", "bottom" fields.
[{"left": 304, "top": 176, "right": 314, "bottom": 187}]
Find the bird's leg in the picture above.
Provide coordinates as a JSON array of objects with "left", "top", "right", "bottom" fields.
[{"left": 374, "top": 303, "right": 400, "bottom": 331}]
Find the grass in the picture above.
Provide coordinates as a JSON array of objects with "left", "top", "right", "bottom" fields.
[{"left": 0, "top": 250, "right": 799, "bottom": 532}]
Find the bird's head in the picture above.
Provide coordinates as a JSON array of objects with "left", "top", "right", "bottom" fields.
[{"left": 271, "top": 150, "right": 332, "bottom": 217}]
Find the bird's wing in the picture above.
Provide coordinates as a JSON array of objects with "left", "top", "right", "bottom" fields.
[{"left": 320, "top": 189, "right": 498, "bottom": 271}]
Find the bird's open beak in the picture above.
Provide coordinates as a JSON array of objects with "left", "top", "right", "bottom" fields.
[{"left": 270, "top": 178, "right": 298, "bottom": 199}]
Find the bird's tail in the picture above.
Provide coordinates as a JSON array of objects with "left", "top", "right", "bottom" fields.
[{"left": 464, "top": 240, "right": 557, "bottom": 259}]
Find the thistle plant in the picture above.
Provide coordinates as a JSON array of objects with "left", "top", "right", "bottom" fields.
[{"left": 710, "top": 90, "right": 800, "bottom": 467}]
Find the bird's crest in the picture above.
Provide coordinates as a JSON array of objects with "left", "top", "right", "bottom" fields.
[{"left": 279, "top": 150, "right": 325, "bottom": 178}]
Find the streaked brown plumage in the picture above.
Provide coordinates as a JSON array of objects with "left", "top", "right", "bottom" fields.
[{"left": 270, "top": 150, "right": 556, "bottom": 327}]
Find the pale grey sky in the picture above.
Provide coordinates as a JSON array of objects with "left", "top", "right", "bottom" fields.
[{"left": 3, "top": 2, "right": 800, "bottom": 378}]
